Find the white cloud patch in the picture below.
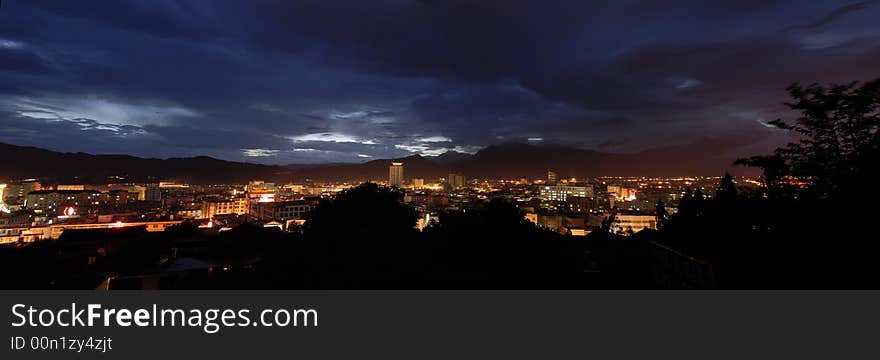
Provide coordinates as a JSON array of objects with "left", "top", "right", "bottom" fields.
[
  {"left": 328, "top": 109, "right": 396, "bottom": 125},
  {"left": 289, "top": 132, "right": 377, "bottom": 145},
  {"left": 417, "top": 136, "right": 452, "bottom": 143},
  {"left": 451, "top": 145, "right": 482, "bottom": 154},
  {"left": 395, "top": 144, "right": 429, "bottom": 153},
  {"left": 242, "top": 148, "right": 280, "bottom": 157},
  {"left": 10, "top": 96, "right": 199, "bottom": 127},
  {"left": 668, "top": 76, "right": 702, "bottom": 90},
  {"left": 395, "top": 143, "right": 482, "bottom": 156},
  {"left": 0, "top": 38, "right": 24, "bottom": 49},
  {"left": 331, "top": 111, "right": 370, "bottom": 119},
  {"left": 676, "top": 78, "right": 702, "bottom": 89}
]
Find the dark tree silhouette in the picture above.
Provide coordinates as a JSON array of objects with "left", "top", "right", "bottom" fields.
[
  {"left": 736, "top": 79, "right": 880, "bottom": 199},
  {"left": 715, "top": 172, "right": 737, "bottom": 203},
  {"left": 422, "top": 199, "right": 587, "bottom": 288},
  {"left": 642, "top": 79, "right": 880, "bottom": 288},
  {"left": 655, "top": 200, "right": 669, "bottom": 230},
  {"left": 296, "top": 183, "right": 424, "bottom": 288},
  {"left": 304, "top": 182, "right": 418, "bottom": 238}
]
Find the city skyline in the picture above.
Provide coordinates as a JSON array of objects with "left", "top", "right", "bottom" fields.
[
  {"left": 0, "top": 141, "right": 760, "bottom": 185},
  {"left": 2, "top": 1, "right": 879, "bottom": 164},
  {"left": 2, "top": 73, "right": 878, "bottom": 289}
]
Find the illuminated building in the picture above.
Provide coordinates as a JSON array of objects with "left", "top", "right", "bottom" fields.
[
  {"left": 145, "top": 184, "right": 162, "bottom": 202},
  {"left": 568, "top": 228, "right": 590, "bottom": 236},
  {"left": 3, "top": 180, "right": 41, "bottom": 204},
  {"left": 1, "top": 220, "right": 184, "bottom": 243},
  {"left": 247, "top": 180, "right": 277, "bottom": 203},
  {"left": 249, "top": 200, "right": 311, "bottom": 223},
  {"left": 200, "top": 197, "right": 248, "bottom": 219},
  {"left": 389, "top": 162, "right": 404, "bottom": 187},
  {"left": 607, "top": 185, "right": 637, "bottom": 201},
  {"left": 57, "top": 184, "right": 86, "bottom": 191},
  {"left": 25, "top": 190, "right": 101, "bottom": 213},
  {"left": 164, "top": 194, "right": 194, "bottom": 208},
  {"left": 247, "top": 180, "right": 277, "bottom": 192},
  {"left": 0, "top": 227, "right": 25, "bottom": 244},
  {"left": 547, "top": 170, "right": 558, "bottom": 184},
  {"left": 47, "top": 220, "right": 182, "bottom": 239},
  {"left": 612, "top": 213, "right": 657, "bottom": 234},
  {"left": 0, "top": 183, "right": 5, "bottom": 206},
  {"left": 0, "top": 211, "right": 34, "bottom": 227},
  {"left": 447, "top": 173, "right": 466, "bottom": 190},
  {"left": 105, "top": 189, "right": 137, "bottom": 205},
  {"left": 175, "top": 208, "right": 202, "bottom": 219},
  {"left": 404, "top": 194, "right": 449, "bottom": 207},
  {"left": 539, "top": 185, "right": 592, "bottom": 201},
  {"left": 607, "top": 185, "right": 620, "bottom": 196},
  {"left": 412, "top": 178, "right": 425, "bottom": 189},
  {"left": 129, "top": 185, "right": 147, "bottom": 201},
  {"left": 282, "top": 183, "right": 304, "bottom": 193},
  {"left": 555, "top": 196, "right": 595, "bottom": 214},
  {"left": 158, "top": 181, "right": 189, "bottom": 189},
  {"left": 533, "top": 214, "right": 587, "bottom": 235},
  {"left": 252, "top": 192, "right": 275, "bottom": 203}
]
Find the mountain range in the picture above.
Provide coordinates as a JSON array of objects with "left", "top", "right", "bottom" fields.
[{"left": 0, "top": 140, "right": 757, "bottom": 184}]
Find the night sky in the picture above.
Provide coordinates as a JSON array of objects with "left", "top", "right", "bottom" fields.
[{"left": 1, "top": 1, "right": 878, "bottom": 164}]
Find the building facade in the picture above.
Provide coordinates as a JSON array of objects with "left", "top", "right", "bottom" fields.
[
  {"left": 412, "top": 178, "right": 425, "bottom": 189},
  {"left": 612, "top": 213, "right": 658, "bottom": 234},
  {"left": 539, "top": 185, "right": 593, "bottom": 202},
  {"left": 200, "top": 197, "right": 248, "bottom": 219},
  {"left": 249, "top": 200, "right": 311, "bottom": 222},
  {"left": 447, "top": 173, "right": 466, "bottom": 190},
  {"left": 25, "top": 190, "right": 102, "bottom": 213},
  {"left": 389, "top": 162, "right": 404, "bottom": 187}
]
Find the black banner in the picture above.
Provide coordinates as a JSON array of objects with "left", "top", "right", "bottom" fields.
[{"left": 2, "top": 291, "right": 878, "bottom": 359}]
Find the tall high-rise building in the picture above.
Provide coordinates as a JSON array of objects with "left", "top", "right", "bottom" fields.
[
  {"left": 447, "top": 173, "right": 466, "bottom": 190},
  {"left": 547, "top": 170, "right": 558, "bottom": 184},
  {"left": 389, "top": 162, "right": 404, "bottom": 187}
]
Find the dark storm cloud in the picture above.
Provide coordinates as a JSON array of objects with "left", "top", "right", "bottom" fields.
[
  {"left": 784, "top": 0, "right": 879, "bottom": 31},
  {"left": 0, "top": 46, "right": 54, "bottom": 74},
  {"left": 0, "top": 0, "right": 878, "bottom": 163}
]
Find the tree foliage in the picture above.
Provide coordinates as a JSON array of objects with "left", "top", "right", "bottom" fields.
[{"left": 736, "top": 79, "right": 880, "bottom": 198}]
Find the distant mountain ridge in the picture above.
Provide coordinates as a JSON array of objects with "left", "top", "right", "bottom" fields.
[
  {"left": 0, "top": 143, "right": 290, "bottom": 184},
  {"left": 0, "top": 140, "right": 754, "bottom": 184},
  {"left": 284, "top": 140, "right": 755, "bottom": 181}
]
